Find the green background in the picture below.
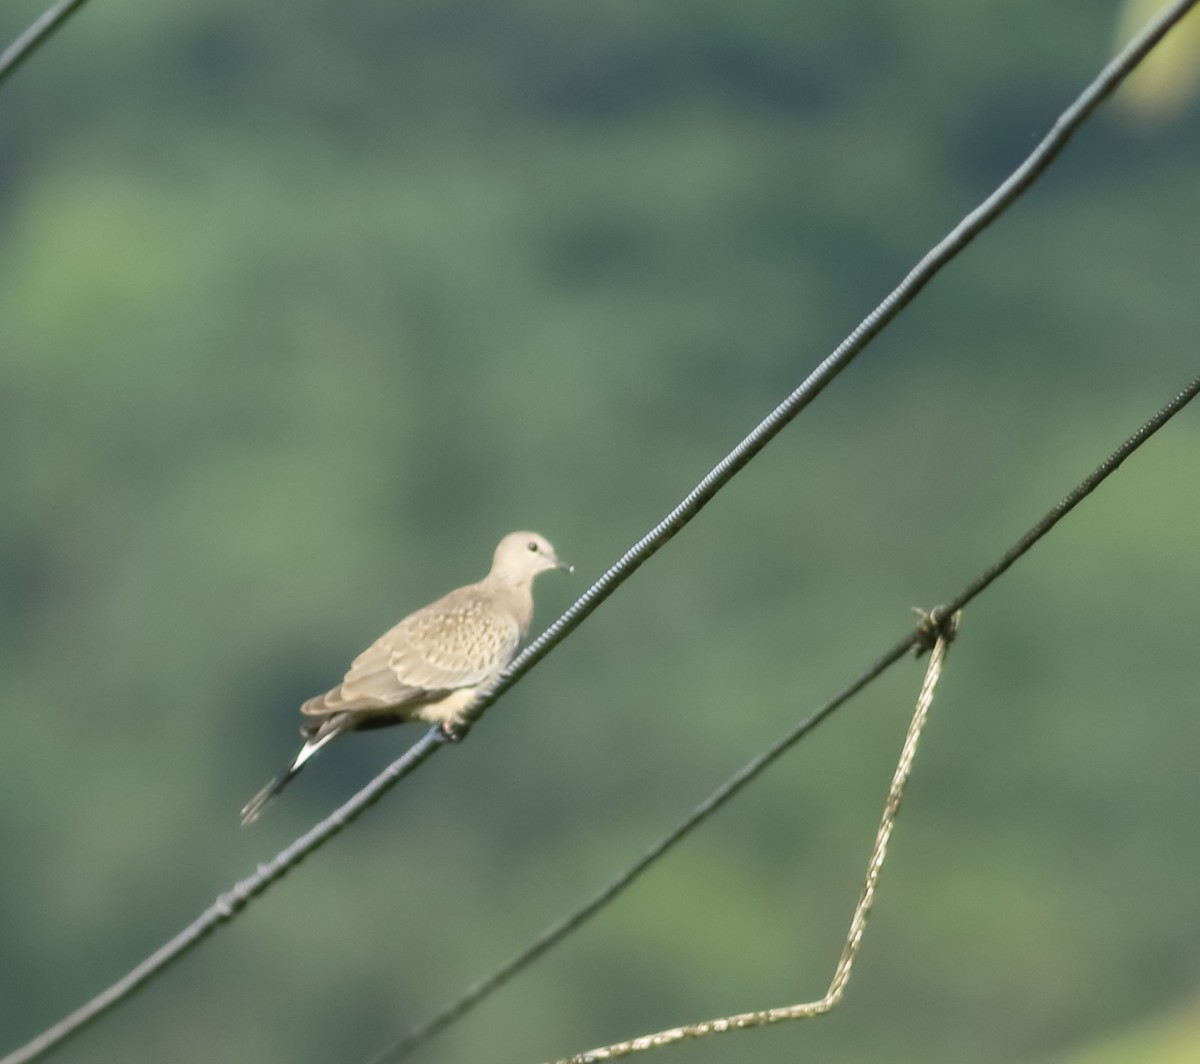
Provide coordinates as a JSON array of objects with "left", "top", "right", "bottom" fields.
[{"left": 1, "top": 2, "right": 1198, "bottom": 1063}]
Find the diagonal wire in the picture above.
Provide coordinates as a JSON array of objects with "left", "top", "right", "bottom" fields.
[
  {"left": 458, "top": 0, "right": 1200, "bottom": 728},
  {"left": 0, "top": 0, "right": 94, "bottom": 87},
  {"left": 2, "top": 3, "right": 1196, "bottom": 1063},
  {"left": 0, "top": 730, "right": 449, "bottom": 1064},
  {"left": 936, "top": 380, "right": 1200, "bottom": 618},
  {"left": 369, "top": 372, "right": 1200, "bottom": 1063}
]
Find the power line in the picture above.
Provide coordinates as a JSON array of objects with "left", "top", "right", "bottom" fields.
[
  {"left": 0, "top": 0, "right": 94, "bottom": 88},
  {"left": 453, "top": 0, "right": 1200, "bottom": 731}
]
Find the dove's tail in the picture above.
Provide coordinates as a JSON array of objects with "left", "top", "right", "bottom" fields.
[{"left": 239, "top": 723, "right": 344, "bottom": 826}]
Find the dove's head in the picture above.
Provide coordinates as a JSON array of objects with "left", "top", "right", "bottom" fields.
[{"left": 491, "top": 531, "right": 572, "bottom": 586}]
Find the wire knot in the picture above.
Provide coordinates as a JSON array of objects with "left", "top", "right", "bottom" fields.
[{"left": 910, "top": 606, "right": 960, "bottom": 657}]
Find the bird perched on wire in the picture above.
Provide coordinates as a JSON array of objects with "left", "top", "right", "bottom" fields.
[{"left": 241, "top": 531, "right": 570, "bottom": 825}]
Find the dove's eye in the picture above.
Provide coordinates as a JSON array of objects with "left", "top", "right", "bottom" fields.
[{"left": 527, "top": 541, "right": 539, "bottom": 552}]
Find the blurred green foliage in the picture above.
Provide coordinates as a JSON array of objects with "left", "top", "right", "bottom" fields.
[{"left": 1, "top": 2, "right": 1198, "bottom": 1063}]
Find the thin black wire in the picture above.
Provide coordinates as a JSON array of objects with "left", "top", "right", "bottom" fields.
[
  {"left": 0, "top": 0, "right": 93, "bottom": 87},
  {"left": 370, "top": 373, "right": 1200, "bottom": 1063},
  {"left": 938, "top": 378, "right": 1200, "bottom": 617},
  {"left": 3, "top": 2, "right": 1196, "bottom": 1063}
]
